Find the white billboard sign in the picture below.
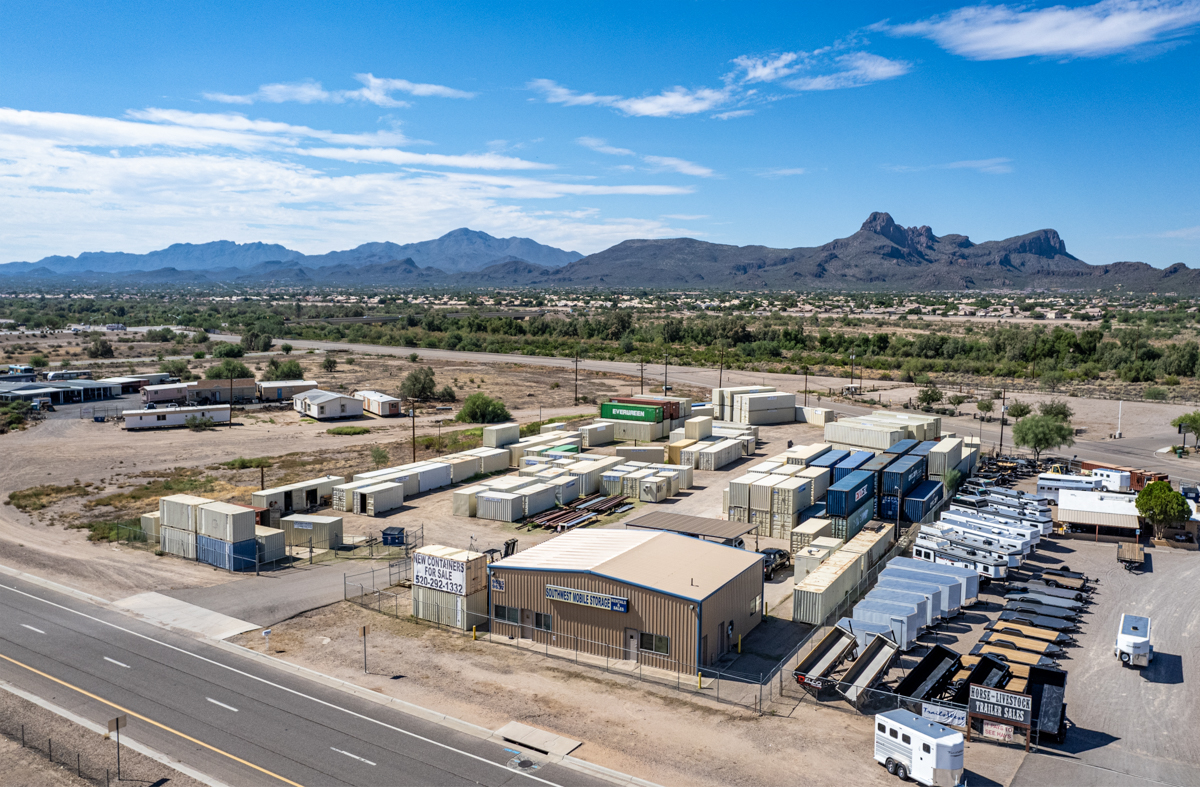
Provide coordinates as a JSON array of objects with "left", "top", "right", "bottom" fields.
[{"left": 413, "top": 552, "right": 466, "bottom": 594}]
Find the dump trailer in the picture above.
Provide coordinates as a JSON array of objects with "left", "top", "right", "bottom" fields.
[
  {"left": 1025, "top": 664, "right": 1069, "bottom": 743},
  {"left": 893, "top": 645, "right": 962, "bottom": 702},
  {"left": 793, "top": 626, "right": 859, "bottom": 699},
  {"left": 985, "top": 620, "right": 1074, "bottom": 646},
  {"left": 996, "top": 609, "right": 1078, "bottom": 632},
  {"left": 839, "top": 633, "right": 899, "bottom": 710},
  {"left": 950, "top": 654, "right": 1011, "bottom": 705}
]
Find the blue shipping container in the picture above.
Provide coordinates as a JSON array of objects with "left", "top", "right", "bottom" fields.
[
  {"left": 833, "top": 451, "right": 875, "bottom": 483},
  {"left": 879, "top": 494, "right": 900, "bottom": 522},
  {"left": 888, "top": 439, "right": 919, "bottom": 456},
  {"left": 799, "top": 502, "right": 827, "bottom": 523},
  {"left": 808, "top": 449, "right": 851, "bottom": 470},
  {"left": 831, "top": 498, "right": 875, "bottom": 540},
  {"left": 196, "top": 534, "right": 257, "bottom": 571},
  {"left": 911, "top": 441, "right": 940, "bottom": 458},
  {"left": 826, "top": 469, "right": 876, "bottom": 518},
  {"left": 881, "top": 454, "right": 927, "bottom": 498},
  {"left": 903, "top": 480, "right": 945, "bottom": 523}
]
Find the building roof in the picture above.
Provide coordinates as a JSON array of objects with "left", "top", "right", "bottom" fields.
[
  {"left": 1058, "top": 489, "right": 1139, "bottom": 516},
  {"left": 193, "top": 378, "right": 256, "bottom": 389},
  {"left": 355, "top": 390, "right": 400, "bottom": 402},
  {"left": 295, "top": 389, "right": 357, "bottom": 404},
  {"left": 491, "top": 529, "right": 762, "bottom": 602},
  {"left": 624, "top": 511, "right": 758, "bottom": 541},
  {"left": 199, "top": 501, "right": 252, "bottom": 515},
  {"left": 257, "top": 380, "right": 316, "bottom": 387},
  {"left": 144, "top": 382, "right": 195, "bottom": 391},
  {"left": 123, "top": 404, "right": 230, "bottom": 416}
]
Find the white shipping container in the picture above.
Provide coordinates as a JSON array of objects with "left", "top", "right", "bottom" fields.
[
  {"left": 791, "top": 518, "right": 834, "bottom": 552},
  {"left": 601, "top": 471, "right": 627, "bottom": 496},
  {"left": 483, "top": 423, "right": 520, "bottom": 448},
  {"left": 751, "top": 475, "right": 783, "bottom": 509},
  {"left": 140, "top": 511, "right": 160, "bottom": 538},
  {"left": 751, "top": 508, "right": 773, "bottom": 536},
  {"left": 727, "top": 506, "right": 748, "bottom": 524},
  {"left": 255, "top": 525, "right": 286, "bottom": 564},
  {"left": 548, "top": 476, "right": 579, "bottom": 504},
  {"left": 685, "top": 416, "right": 713, "bottom": 441},
  {"left": 772, "top": 510, "right": 799, "bottom": 534},
  {"left": 519, "top": 483, "right": 558, "bottom": 516},
  {"left": 580, "top": 422, "right": 613, "bottom": 447},
  {"left": 743, "top": 407, "right": 796, "bottom": 426},
  {"left": 771, "top": 476, "right": 813, "bottom": 515},
  {"left": 159, "top": 494, "right": 211, "bottom": 532},
  {"left": 160, "top": 525, "right": 196, "bottom": 560},
  {"left": 197, "top": 502, "right": 257, "bottom": 543},
  {"left": 639, "top": 476, "right": 670, "bottom": 503},
  {"left": 333, "top": 480, "right": 379, "bottom": 512},
  {"left": 824, "top": 421, "right": 906, "bottom": 451},
  {"left": 357, "top": 482, "right": 405, "bottom": 516},
  {"left": 729, "top": 473, "right": 766, "bottom": 509},
  {"left": 794, "top": 546, "right": 832, "bottom": 581},
  {"left": 615, "top": 446, "right": 667, "bottom": 462},
  {"left": 798, "top": 466, "right": 831, "bottom": 501},
  {"left": 841, "top": 528, "right": 894, "bottom": 570},
  {"left": 476, "top": 492, "right": 522, "bottom": 522},
  {"left": 416, "top": 463, "right": 453, "bottom": 493},
  {"left": 447, "top": 456, "right": 481, "bottom": 483},
  {"left": 784, "top": 443, "right": 832, "bottom": 467},
  {"left": 698, "top": 439, "right": 741, "bottom": 471},
  {"left": 475, "top": 448, "right": 510, "bottom": 475},
  {"left": 655, "top": 463, "right": 694, "bottom": 489},
  {"left": 928, "top": 438, "right": 964, "bottom": 477},
  {"left": 622, "top": 469, "right": 654, "bottom": 497},
  {"left": 452, "top": 485, "right": 489, "bottom": 517}
]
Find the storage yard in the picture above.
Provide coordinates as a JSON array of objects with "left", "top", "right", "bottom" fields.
[{"left": 5, "top": 349, "right": 1200, "bottom": 787}]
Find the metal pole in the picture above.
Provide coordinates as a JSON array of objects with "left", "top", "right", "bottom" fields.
[
  {"left": 999, "top": 388, "right": 1007, "bottom": 456},
  {"left": 260, "top": 465, "right": 264, "bottom": 490},
  {"left": 574, "top": 353, "right": 579, "bottom": 402},
  {"left": 363, "top": 631, "right": 368, "bottom": 673},
  {"left": 116, "top": 726, "right": 120, "bottom": 780},
  {"left": 804, "top": 368, "right": 809, "bottom": 407},
  {"left": 411, "top": 408, "right": 416, "bottom": 462},
  {"left": 639, "top": 358, "right": 644, "bottom": 394},
  {"left": 718, "top": 349, "right": 724, "bottom": 390},
  {"left": 664, "top": 353, "right": 668, "bottom": 390}
]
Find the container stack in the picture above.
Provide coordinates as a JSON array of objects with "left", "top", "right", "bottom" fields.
[
  {"left": 826, "top": 469, "right": 877, "bottom": 541},
  {"left": 476, "top": 491, "right": 523, "bottom": 522},
  {"left": 159, "top": 494, "right": 211, "bottom": 560},
  {"left": 354, "top": 482, "right": 405, "bottom": 517},
  {"left": 792, "top": 550, "right": 864, "bottom": 625},
  {"left": 878, "top": 454, "right": 928, "bottom": 521},
  {"left": 731, "top": 392, "right": 796, "bottom": 425},
  {"left": 824, "top": 420, "right": 906, "bottom": 452},
  {"left": 790, "top": 517, "right": 834, "bottom": 552},
  {"left": 197, "top": 502, "right": 258, "bottom": 571},
  {"left": 713, "top": 386, "right": 775, "bottom": 421},
  {"left": 770, "top": 477, "right": 812, "bottom": 536},
  {"left": 927, "top": 437, "right": 964, "bottom": 480},
  {"left": 411, "top": 546, "right": 489, "bottom": 630},
  {"left": 580, "top": 422, "right": 613, "bottom": 447},
  {"left": 833, "top": 450, "right": 875, "bottom": 483}
]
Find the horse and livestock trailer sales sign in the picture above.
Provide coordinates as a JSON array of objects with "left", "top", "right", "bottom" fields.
[{"left": 967, "top": 685, "right": 1033, "bottom": 750}]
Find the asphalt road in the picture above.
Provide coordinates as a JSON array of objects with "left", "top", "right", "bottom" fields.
[{"left": 0, "top": 573, "right": 613, "bottom": 787}]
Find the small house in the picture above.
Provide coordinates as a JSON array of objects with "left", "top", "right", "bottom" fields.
[{"left": 294, "top": 390, "right": 364, "bottom": 420}]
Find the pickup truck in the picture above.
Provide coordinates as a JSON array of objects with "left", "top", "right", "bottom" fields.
[{"left": 760, "top": 548, "right": 791, "bottom": 580}]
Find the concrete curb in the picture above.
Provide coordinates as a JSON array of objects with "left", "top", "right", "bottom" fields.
[
  {"left": 0, "top": 679, "right": 232, "bottom": 787},
  {"left": 0, "top": 563, "right": 112, "bottom": 607},
  {"left": 211, "top": 640, "right": 663, "bottom": 787}
]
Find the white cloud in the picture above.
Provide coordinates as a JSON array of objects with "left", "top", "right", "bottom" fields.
[
  {"left": 1159, "top": 225, "right": 1200, "bottom": 239},
  {"left": 577, "top": 136, "right": 635, "bottom": 156},
  {"left": 530, "top": 79, "right": 732, "bottom": 117},
  {"left": 758, "top": 167, "right": 807, "bottom": 177},
  {"left": 786, "top": 52, "right": 912, "bottom": 91},
  {"left": 0, "top": 107, "right": 694, "bottom": 260},
  {"left": 884, "top": 157, "right": 1014, "bottom": 174},
  {"left": 204, "top": 73, "right": 474, "bottom": 107},
  {"left": 731, "top": 52, "right": 804, "bottom": 83},
  {"left": 126, "top": 108, "right": 412, "bottom": 147},
  {"left": 662, "top": 214, "right": 708, "bottom": 220},
  {"left": 886, "top": 0, "right": 1200, "bottom": 60},
  {"left": 642, "top": 155, "right": 715, "bottom": 177},
  {"left": 713, "top": 109, "right": 755, "bottom": 120}
]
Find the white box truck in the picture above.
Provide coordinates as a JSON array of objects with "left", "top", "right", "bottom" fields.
[
  {"left": 874, "top": 709, "right": 964, "bottom": 786},
  {"left": 1114, "top": 613, "right": 1153, "bottom": 667}
]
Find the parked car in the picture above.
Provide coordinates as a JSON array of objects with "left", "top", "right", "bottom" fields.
[{"left": 760, "top": 548, "right": 791, "bottom": 580}]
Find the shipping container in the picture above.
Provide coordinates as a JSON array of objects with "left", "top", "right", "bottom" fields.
[
  {"left": 911, "top": 440, "right": 940, "bottom": 458},
  {"left": 160, "top": 525, "right": 196, "bottom": 560},
  {"left": 809, "top": 449, "right": 851, "bottom": 471},
  {"left": 416, "top": 463, "right": 453, "bottom": 493},
  {"left": 783, "top": 443, "right": 832, "bottom": 467},
  {"left": 881, "top": 454, "right": 927, "bottom": 499},
  {"left": 279, "top": 514, "right": 343, "bottom": 550},
  {"left": 252, "top": 475, "right": 345, "bottom": 514},
  {"left": 795, "top": 546, "right": 832, "bottom": 581},
  {"left": 798, "top": 466, "right": 831, "bottom": 502},
  {"left": 600, "top": 402, "right": 663, "bottom": 423},
  {"left": 800, "top": 502, "right": 828, "bottom": 523},
  {"left": 413, "top": 545, "right": 488, "bottom": 595},
  {"left": 791, "top": 518, "right": 834, "bottom": 552},
  {"left": 653, "top": 463, "right": 694, "bottom": 489},
  {"left": 254, "top": 525, "right": 286, "bottom": 564},
  {"left": 412, "top": 585, "right": 490, "bottom": 630},
  {"left": 879, "top": 495, "right": 901, "bottom": 522},
  {"left": 888, "top": 439, "right": 919, "bottom": 456},
  {"left": 792, "top": 551, "right": 863, "bottom": 624},
  {"left": 197, "top": 533, "right": 257, "bottom": 572},
  {"left": 519, "top": 483, "right": 558, "bottom": 517},
  {"left": 796, "top": 407, "right": 836, "bottom": 426},
  {"left": 639, "top": 476, "right": 670, "bottom": 503},
  {"left": 355, "top": 482, "right": 405, "bottom": 517},
  {"left": 333, "top": 480, "right": 379, "bottom": 512},
  {"left": 728, "top": 473, "right": 765, "bottom": 509},
  {"left": 483, "top": 423, "right": 520, "bottom": 448},
  {"left": 447, "top": 456, "right": 481, "bottom": 483},
  {"left": 904, "top": 480, "right": 945, "bottom": 523},
  {"left": 830, "top": 499, "right": 875, "bottom": 541},
  {"left": 452, "top": 484, "right": 489, "bottom": 517},
  {"left": 771, "top": 476, "right": 812, "bottom": 516},
  {"left": 684, "top": 416, "right": 713, "bottom": 441},
  {"left": 548, "top": 476, "right": 579, "bottom": 505},
  {"left": 197, "top": 501, "right": 257, "bottom": 544},
  {"left": 159, "top": 494, "right": 211, "bottom": 532},
  {"left": 476, "top": 491, "right": 522, "bottom": 522},
  {"left": 697, "top": 439, "right": 742, "bottom": 471},
  {"left": 750, "top": 475, "right": 783, "bottom": 510},
  {"left": 615, "top": 446, "right": 667, "bottom": 463},
  {"left": 826, "top": 470, "right": 876, "bottom": 518},
  {"left": 825, "top": 421, "right": 905, "bottom": 451},
  {"left": 842, "top": 528, "right": 894, "bottom": 569},
  {"left": 140, "top": 511, "right": 160, "bottom": 539},
  {"left": 833, "top": 451, "right": 876, "bottom": 483},
  {"left": 580, "top": 422, "right": 613, "bottom": 447}
]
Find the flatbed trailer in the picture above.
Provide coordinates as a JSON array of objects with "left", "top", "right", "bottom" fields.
[
  {"left": 978, "top": 631, "right": 1064, "bottom": 657},
  {"left": 998, "top": 609, "right": 1078, "bottom": 631},
  {"left": 985, "top": 620, "right": 1074, "bottom": 645},
  {"left": 1005, "top": 600, "right": 1081, "bottom": 621},
  {"left": 1028, "top": 572, "right": 1090, "bottom": 591},
  {"left": 971, "top": 643, "right": 1056, "bottom": 668},
  {"left": 1009, "top": 582, "right": 1089, "bottom": 602},
  {"left": 1117, "top": 542, "right": 1145, "bottom": 571}
]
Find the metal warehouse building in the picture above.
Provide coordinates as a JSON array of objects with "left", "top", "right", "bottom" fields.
[{"left": 488, "top": 530, "right": 764, "bottom": 673}]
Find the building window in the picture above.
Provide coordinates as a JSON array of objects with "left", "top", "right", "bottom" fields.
[
  {"left": 340, "top": 404, "right": 346, "bottom": 413},
  {"left": 494, "top": 604, "right": 519, "bottom": 624},
  {"left": 750, "top": 595, "right": 761, "bottom": 616},
  {"left": 639, "top": 633, "right": 669, "bottom": 655},
  {"left": 534, "top": 612, "right": 552, "bottom": 632}
]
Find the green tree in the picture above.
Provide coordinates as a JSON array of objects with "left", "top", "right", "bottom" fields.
[
  {"left": 280, "top": 343, "right": 293, "bottom": 355},
  {"left": 193, "top": 330, "right": 209, "bottom": 344},
  {"left": 205, "top": 358, "right": 253, "bottom": 380},
  {"left": 455, "top": 393, "right": 511, "bottom": 423},
  {"left": 1007, "top": 400, "right": 1032, "bottom": 420},
  {"left": 943, "top": 468, "right": 963, "bottom": 498},
  {"left": 160, "top": 359, "right": 195, "bottom": 381},
  {"left": 192, "top": 350, "right": 206, "bottom": 359},
  {"left": 401, "top": 366, "right": 437, "bottom": 400},
  {"left": 321, "top": 356, "right": 338, "bottom": 373},
  {"left": 1039, "top": 399, "right": 1074, "bottom": 422},
  {"left": 370, "top": 445, "right": 390, "bottom": 468},
  {"left": 1136, "top": 480, "right": 1190, "bottom": 540},
  {"left": 917, "top": 384, "right": 943, "bottom": 407},
  {"left": 262, "top": 358, "right": 305, "bottom": 381},
  {"left": 1171, "top": 411, "right": 1200, "bottom": 449},
  {"left": 976, "top": 398, "right": 994, "bottom": 416},
  {"left": 29, "top": 354, "right": 48, "bottom": 368},
  {"left": 1012, "top": 414, "right": 1075, "bottom": 462},
  {"left": 240, "top": 330, "right": 273, "bottom": 353},
  {"left": 86, "top": 338, "right": 114, "bottom": 359},
  {"left": 947, "top": 394, "right": 968, "bottom": 414},
  {"left": 435, "top": 384, "right": 457, "bottom": 403},
  {"left": 211, "top": 342, "right": 244, "bottom": 358}
]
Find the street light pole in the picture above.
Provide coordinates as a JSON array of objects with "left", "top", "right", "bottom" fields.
[{"left": 663, "top": 353, "right": 669, "bottom": 391}]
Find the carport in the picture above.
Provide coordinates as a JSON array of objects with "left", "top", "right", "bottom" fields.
[{"left": 626, "top": 511, "right": 761, "bottom": 549}]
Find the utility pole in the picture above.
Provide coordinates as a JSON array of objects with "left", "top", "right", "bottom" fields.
[
  {"left": 803, "top": 366, "right": 809, "bottom": 407},
  {"left": 850, "top": 354, "right": 856, "bottom": 393},
  {"left": 639, "top": 357, "right": 645, "bottom": 394},
  {"left": 717, "top": 347, "right": 725, "bottom": 390},
  {"left": 998, "top": 388, "right": 1007, "bottom": 456},
  {"left": 410, "top": 408, "right": 416, "bottom": 462},
  {"left": 573, "top": 352, "right": 580, "bottom": 403},
  {"left": 360, "top": 624, "right": 370, "bottom": 673},
  {"left": 663, "top": 353, "right": 669, "bottom": 391}
]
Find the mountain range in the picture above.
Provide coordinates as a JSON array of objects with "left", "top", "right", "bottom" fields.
[{"left": 2, "top": 215, "right": 1196, "bottom": 292}]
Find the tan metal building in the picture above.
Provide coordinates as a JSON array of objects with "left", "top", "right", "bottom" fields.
[{"left": 488, "top": 530, "right": 764, "bottom": 673}]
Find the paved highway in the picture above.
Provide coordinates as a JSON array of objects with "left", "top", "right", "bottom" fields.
[{"left": 0, "top": 573, "right": 613, "bottom": 786}]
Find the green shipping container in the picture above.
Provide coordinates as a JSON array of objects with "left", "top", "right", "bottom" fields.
[{"left": 600, "top": 402, "right": 663, "bottom": 423}]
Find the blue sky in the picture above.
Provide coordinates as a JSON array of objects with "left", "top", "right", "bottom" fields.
[{"left": 1, "top": 1, "right": 1198, "bottom": 267}]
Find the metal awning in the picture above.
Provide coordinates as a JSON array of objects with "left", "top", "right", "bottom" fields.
[{"left": 625, "top": 511, "right": 757, "bottom": 541}]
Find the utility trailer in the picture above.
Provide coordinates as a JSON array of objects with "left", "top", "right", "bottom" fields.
[
  {"left": 1115, "top": 613, "right": 1153, "bottom": 667},
  {"left": 997, "top": 609, "right": 1078, "bottom": 631},
  {"left": 894, "top": 645, "right": 962, "bottom": 702},
  {"left": 1117, "top": 542, "right": 1145, "bottom": 572},
  {"left": 985, "top": 620, "right": 1074, "bottom": 646},
  {"left": 793, "top": 626, "right": 859, "bottom": 699},
  {"left": 1024, "top": 664, "right": 1069, "bottom": 744},
  {"left": 839, "top": 633, "right": 900, "bottom": 710},
  {"left": 1026, "top": 572, "right": 1090, "bottom": 592},
  {"left": 1004, "top": 591, "right": 1084, "bottom": 611},
  {"left": 950, "top": 653, "right": 1011, "bottom": 705},
  {"left": 971, "top": 643, "right": 1056, "bottom": 668},
  {"left": 978, "top": 631, "right": 1064, "bottom": 658},
  {"left": 1009, "top": 580, "right": 1088, "bottom": 601}
]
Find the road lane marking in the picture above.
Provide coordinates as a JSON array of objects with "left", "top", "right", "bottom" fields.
[
  {"left": 331, "top": 747, "right": 376, "bottom": 766},
  {"left": 103, "top": 657, "right": 130, "bottom": 669},
  {"left": 20, "top": 625, "right": 45, "bottom": 634},
  {"left": 206, "top": 697, "right": 239, "bottom": 712},
  {"left": 0, "top": 582, "right": 565, "bottom": 786},
  {"left": 0, "top": 651, "right": 302, "bottom": 786}
]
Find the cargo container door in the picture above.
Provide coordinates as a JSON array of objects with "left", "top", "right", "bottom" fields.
[
  {"left": 306, "top": 489, "right": 318, "bottom": 508},
  {"left": 283, "top": 490, "right": 293, "bottom": 512}
]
